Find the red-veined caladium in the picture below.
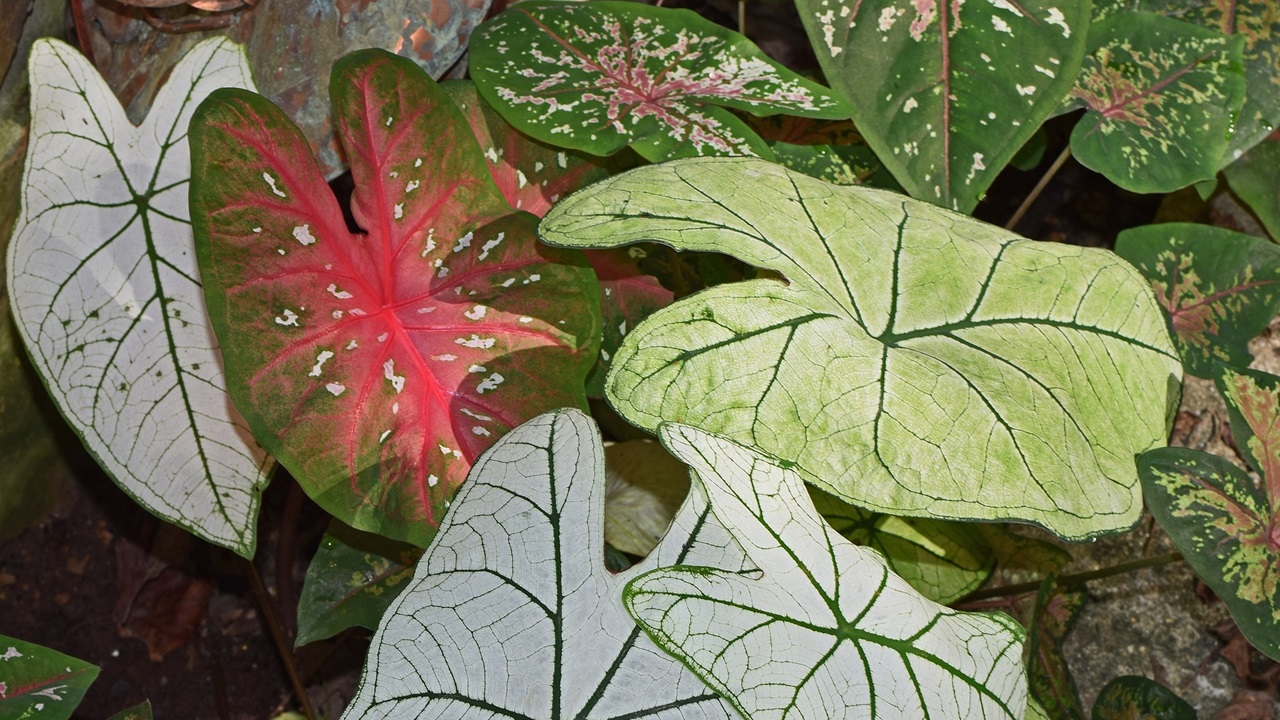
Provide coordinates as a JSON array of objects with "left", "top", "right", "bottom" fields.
[
  {"left": 794, "top": 0, "right": 1090, "bottom": 213},
  {"left": 468, "top": 0, "right": 855, "bottom": 163},
  {"left": 0, "top": 634, "right": 99, "bottom": 720},
  {"left": 6, "top": 38, "right": 270, "bottom": 558},
  {"left": 189, "top": 50, "right": 599, "bottom": 548},
  {"left": 541, "top": 157, "right": 1183, "bottom": 541},
  {"left": 1138, "top": 363, "right": 1280, "bottom": 662}
]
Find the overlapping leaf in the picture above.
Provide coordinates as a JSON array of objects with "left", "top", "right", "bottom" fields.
[
  {"left": 190, "top": 50, "right": 599, "bottom": 548},
  {"left": 1092, "top": 676, "right": 1194, "bottom": 719},
  {"left": 0, "top": 635, "right": 99, "bottom": 720},
  {"left": 343, "top": 410, "right": 745, "bottom": 719},
  {"left": 470, "top": 0, "right": 853, "bottom": 163},
  {"left": 795, "top": 0, "right": 1089, "bottom": 212},
  {"left": 1022, "top": 579, "right": 1087, "bottom": 719},
  {"left": 1139, "top": 364, "right": 1280, "bottom": 661},
  {"left": 1224, "top": 136, "right": 1280, "bottom": 242},
  {"left": 1065, "top": 11, "right": 1246, "bottom": 193},
  {"left": 604, "top": 439, "right": 691, "bottom": 557},
  {"left": 1116, "top": 223, "right": 1280, "bottom": 377},
  {"left": 541, "top": 157, "right": 1183, "bottom": 540},
  {"left": 626, "top": 423, "right": 1028, "bottom": 719},
  {"left": 6, "top": 38, "right": 269, "bottom": 557}
]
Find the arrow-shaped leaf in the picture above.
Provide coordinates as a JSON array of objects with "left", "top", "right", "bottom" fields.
[
  {"left": 541, "top": 157, "right": 1183, "bottom": 540},
  {"left": 626, "top": 423, "right": 1028, "bottom": 719},
  {"left": 795, "top": 0, "right": 1089, "bottom": 212},
  {"left": 1139, "top": 363, "right": 1280, "bottom": 662},
  {"left": 342, "top": 409, "right": 746, "bottom": 719},
  {"left": 0, "top": 635, "right": 99, "bottom": 720},
  {"left": 6, "top": 38, "right": 269, "bottom": 557},
  {"left": 191, "top": 50, "right": 599, "bottom": 548},
  {"left": 469, "top": 0, "right": 853, "bottom": 163}
]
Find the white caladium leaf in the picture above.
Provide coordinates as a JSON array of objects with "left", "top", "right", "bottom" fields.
[
  {"left": 6, "top": 38, "right": 270, "bottom": 557},
  {"left": 541, "top": 157, "right": 1182, "bottom": 540},
  {"left": 343, "top": 409, "right": 747, "bottom": 719},
  {"left": 627, "top": 423, "right": 1028, "bottom": 719}
]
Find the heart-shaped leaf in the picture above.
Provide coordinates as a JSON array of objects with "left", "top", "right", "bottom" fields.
[
  {"left": 342, "top": 409, "right": 745, "bottom": 719},
  {"left": 1139, "top": 363, "right": 1280, "bottom": 661},
  {"left": 795, "top": 0, "right": 1089, "bottom": 212},
  {"left": 1091, "top": 676, "right": 1194, "bottom": 720},
  {"left": 1115, "top": 223, "right": 1280, "bottom": 378},
  {"left": 190, "top": 50, "right": 599, "bottom": 548},
  {"left": 541, "top": 157, "right": 1182, "bottom": 540},
  {"left": 626, "top": 423, "right": 1028, "bottom": 719},
  {"left": 469, "top": 0, "right": 854, "bottom": 163},
  {"left": 6, "top": 37, "right": 269, "bottom": 557},
  {"left": 1065, "top": 11, "right": 1246, "bottom": 193},
  {"left": 1224, "top": 136, "right": 1280, "bottom": 242},
  {"left": 0, "top": 635, "right": 99, "bottom": 720}
]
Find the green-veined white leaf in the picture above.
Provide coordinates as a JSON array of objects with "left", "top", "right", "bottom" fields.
[
  {"left": 540, "top": 157, "right": 1182, "bottom": 540},
  {"left": 625, "top": 423, "right": 1028, "bottom": 719},
  {"left": 6, "top": 38, "right": 270, "bottom": 557},
  {"left": 343, "top": 409, "right": 746, "bottom": 719}
]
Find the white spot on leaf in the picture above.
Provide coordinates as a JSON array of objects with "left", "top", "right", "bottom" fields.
[
  {"left": 293, "top": 225, "right": 317, "bottom": 246},
  {"left": 477, "top": 373, "right": 504, "bottom": 394},
  {"left": 309, "top": 350, "right": 334, "bottom": 377},
  {"left": 275, "top": 309, "right": 299, "bottom": 326},
  {"left": 263, "top": 172, "right": 286, "bottom": 197},
  {"left": 326, "top": 383, "right": 346, "bottom": 396}
]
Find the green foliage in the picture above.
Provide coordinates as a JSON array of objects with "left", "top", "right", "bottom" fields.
[
  {"left": 0, "top": 635, "right": 98, "bottom": 720},
  {"left": 1092, "top": 676, "right": 1195, "bottom": 719}
]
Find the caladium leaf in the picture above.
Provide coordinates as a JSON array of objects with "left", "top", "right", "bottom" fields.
[
  {"left": 469, "top": 0, "right": 853, "bottom": 163},
  {"left": 796, "top": 0, "right": 1089, "bottom": 212},
  {"left": 604, "top": 439, "right": 691, "bottom": 557},
  {"left": 541, "top": 157, "right": 1183, "bottom": 540},
  {"left": 1091, "top": 676, "right": 1195, "bottom": 720},
  {"left": 342, "top": 409, "right": 745, "bottom": 719},
  {"left": 0, "top": 635, "right": 99, "bottom": 720},
  {"left": 106, "top": 700, "right": 154, "bottom": 720},
  {"left": 6, "top": 37, "right": 269, "bottom": 557},
  {"left": 810, "top": 486, "right": 993, "bottom": 604},
  {"left": 1115, "top": 223, "right": 1280, "bottom": 378},
  {"left": 1064, "top": 11, "right": 1246, "bottom": 193},
  {"left": 585, "top": 248, "right": 676, "bottom": 397},
  {"left": 626, "top": 423, "right": 1028, "bottom": 719},
  {"left": 190, "top": 50, "right": 599, "bottom": 548},
  {"left": 1224, "top": 136, "right": 1280, "bottom": 242},
  {"left": 1138, "top": 363, "right": 1280, "bottom": 661},
  {"left": 1022, "top": 579, "right": 1086, "bottom": 720}
]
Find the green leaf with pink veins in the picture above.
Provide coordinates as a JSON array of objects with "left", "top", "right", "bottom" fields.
[{"left": 6, "top": 38, "right": 269, "bottom": 558}]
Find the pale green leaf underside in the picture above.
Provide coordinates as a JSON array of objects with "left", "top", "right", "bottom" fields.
[
  {"left": 6, "top": 39, "right": 270, "bottom": 557},
  {"left": 540, "top": 158, "right": 1182, "bottom": 540},
  {"left": 343, "top": 409, "right": 745, "bottom": 719},
  {"left": 626, "top": 423, "right": 1028, "bottom": 719}
]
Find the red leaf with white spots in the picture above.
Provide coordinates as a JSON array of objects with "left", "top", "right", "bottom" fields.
[{"left": 190, "top": 50, "right": 599, "bottom": 547}]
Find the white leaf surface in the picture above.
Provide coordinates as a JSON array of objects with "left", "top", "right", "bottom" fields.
[
  {"left": 344, "top": 409, "right": 746, "bottom": 719},
  {"left": 626, "top": 423, "right": 1028, "bottom": 720},
  {"left": 7, "top": 38, "right": 270, "bottom": 557}
]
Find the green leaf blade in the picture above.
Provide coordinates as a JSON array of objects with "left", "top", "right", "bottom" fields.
[
  {"left": 541, "top": 157, "right": 1183, "bottom": 539},
  {"left": 6, "top": 38, "right": 270, "bottom": 557},
  {"left": 0, "top": 635, "right": 99, "bottom": 720}
]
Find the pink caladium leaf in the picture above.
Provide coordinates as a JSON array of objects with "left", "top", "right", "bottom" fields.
[
  {"left": 190, "top": 50, "right": 599, "bottom": 548},
  {"left": 468, "top": 0, "right": 854, "bottom": 163}
]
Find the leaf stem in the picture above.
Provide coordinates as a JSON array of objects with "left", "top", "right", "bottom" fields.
[
  {"left": 960, "top": 550, "right": 1185, "bottom": 602},
  {"left": 1004, "top": 145, "right": 1072, "bottom": 232},
  {"left": 738, "top": 0, "right": 746, "bottom": 34},
  {"left": 246, "top": 559, "right": 317, "bottom": 720}
]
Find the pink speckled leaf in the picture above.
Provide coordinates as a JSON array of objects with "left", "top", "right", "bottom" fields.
[
  {"left": 469, "top": 0, "right": 853, "bottom": 163},
  {"left": 190, "top": 50, "right": 599, "bottom": 548}
]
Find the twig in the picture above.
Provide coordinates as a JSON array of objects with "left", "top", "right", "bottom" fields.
[
  {"left": 1005, "top": 145, "right": 1072, "bottom": 232},
  {"left": 960, "top": 551, "right": 1184, "bottom": 603},
  {"left": 246, "top": 559, "right": 317, "bottom": 720},
  {"left": 738, "top": 0, "right": 746, "bottom": 34}
]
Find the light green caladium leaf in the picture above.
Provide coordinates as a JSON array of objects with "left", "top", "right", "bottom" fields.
[
  {"left": 0, "top": 635, "right": 99, "bottom": 720},
  {"left": 343, "top": 409, "right": 747, "bottom": 719},
  {"left": 626, "top": 423, "right": 1028, "bottom": 719},
  {"left": 1224, "top": 136, "right": 1280, "bottom": 242},
  {"left": 1064, "top": 11, "right": 1246, "bottom": 193},
  {"left": 810, "top": 486, "right": 992, "bottom": 604},
  {"left": 795, "top": 0, "right": 1089, "bottom": 212},
  {"left": 541, "top": 157, "right": 1183, "bottom": 540},
  {"left": 6, "top": 38, "right": 270, "bottom": 557},
  {"left": 1115, "top": 223, "right": 1280, "bottom": 378},
  {"left": 1139, "top": 363, "right": 1280, "bottom": 662}
]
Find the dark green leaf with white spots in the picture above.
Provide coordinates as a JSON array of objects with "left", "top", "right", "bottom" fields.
[{"left": 0, "top": 635, "right": 98, "bottom": 720}]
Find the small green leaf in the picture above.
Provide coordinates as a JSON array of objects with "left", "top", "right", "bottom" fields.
[
  {"left": 1091, "top": 676, "right": 1195, "bottom": 720},
  {"left": 626, "top": 423, "right": 1028, "bottom": 718},
  {"left": 1224, "top": 137, "right": 1280, "bottom": 242},
  {"left": 469, "top": 0, "right": 852, "bottom": 163},
  {"left": 1066, "top": 12, "right": 1246, "bottom": 193},
  {"left": 295, "top": 520, "right": 422, "bottom": 647},
  {"left": 106, "top": 700, "right": 153, "bottom": 720},
  {"left": 796, "top": 0, "right": 1090, "bottom": 212},
  {"left": 541, "top": 157, "right": 1183, "bottom": 539},
  {"left": 1024, "top": 579, "right": 1087, "bottom": 720},
  {"left": 1116, "top": 223, "right": 1280, "bottom": 377},
  {"left": 0, "top": 635, "right": 99, "bottom": 720},
  {"left": 1139, "top": 363, "right": 1280, "bottom": 661}
]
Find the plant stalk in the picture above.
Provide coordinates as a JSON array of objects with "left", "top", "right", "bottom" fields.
[
  {"left": 961, "top": 550, "right": 1185, "bottom": 603},
  {"left": 1005, "top": 145, "right": 1072, "bottom": 231},
  {"left": 246, "top": 559, "right": 317, "bottom": 720}
]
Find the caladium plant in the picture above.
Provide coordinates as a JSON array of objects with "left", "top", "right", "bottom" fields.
[
  {"left": 1224, "top": 136, "right": 1280, "bottom": 242},
  {"left": 1139, "top": 363, "right": 1280, "bottom": 662},
  {"left": 541, "top": 157, "right": 1183, "bottom": 540},
  {"left": 6, "top": 37, "right": 270, "bottom": 557},
  {"left": 469, "top": 0, "right": 855, "bottom": 163},
  {"left": 189, "top": 49, "right": 599, "bottom": 548},
  {"left": 0, "top": 634, "right": 99, "bottom": 720}
]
